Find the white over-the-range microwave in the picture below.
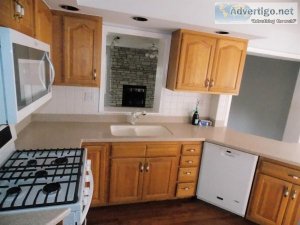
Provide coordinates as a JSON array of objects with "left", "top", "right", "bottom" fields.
[{"left": 0, "top": 27, "right": 55, "bottom": 124}]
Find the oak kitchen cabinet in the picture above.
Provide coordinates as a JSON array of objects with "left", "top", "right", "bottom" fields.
[
  {"left": 247, "top": 159, "right": 300, "bottom": 225},
  {"left": 176, "top": 143, "right": 202, "bottom": 198},
  {"left": 109, "top": 143, "right": 180, "bottom": 204},
  {"left": 34, "top": 0, "right": 52, "bottom": 45},
  {"left": 82, "top": 143, "right": 109, "bottom": 207},
  {"left": 0, "top": 0, "right": 35, "bottom": 36},
  {"left": 166, "top": 29, "right": 248, "bottom": 95},
  {"left": 52, "top": 11, "right": 102, "bottom": 87}
]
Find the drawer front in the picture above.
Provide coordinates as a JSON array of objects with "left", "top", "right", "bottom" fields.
[
  {"left": 111, "top": 143, "right": 146, "bottom": 158},
  {"left": 182, "top": 144, "right": 202, "bottom": 156},
  {"left": 146, "top": 144, "right": 180, "bottom": 157},
  {"left": 178, "top": 167, "right": 198, "bottom": 182},
  {"left": 176, "top": 183, "right": 196, "bottom": 197},
  {"left": 260, "top": 161, "right": 300, "bottom": 185},
  {"left": 180, "top": 156, "right": 200, "bottom": 167}
]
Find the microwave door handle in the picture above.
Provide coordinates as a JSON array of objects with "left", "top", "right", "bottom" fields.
[{"left": 45, "top": 52, "right": 55, "bottom": 85}]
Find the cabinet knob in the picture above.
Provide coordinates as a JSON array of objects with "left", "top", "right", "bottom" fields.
[
  {"left": 284, "top": 187, "right": 290, "bottom": 197},
  {"left": 288, "top": 174, "right": 299, "bottom": 180},
  {"left": 205, "top": 79, "right": 210, "bottom": 88},
  {"left": 184, "top": 172, "right": 192, "bottom": 175},
  {"left": 209, "top": 79, "right": 215, "bottom": 88},
  {"left": 139, "top": 162, "right": 144, "bottom": 172},
  {"left": 93, "top": 69, "right": 97, "bottom": 80},
  {"left": 291, "top": 190, "right": 297, "bottom": 200},
  {"left": 182, "top": 187, "right": 190, "bottom": 191},
  {"left": 145, "top": 163, "right": 150, "bottom": 172},
  {"left": 186, "top": 160, "right": 193, "bottom": 164},
  {"left": 187, "top": 149, "right": 195, "bottom": 152}
]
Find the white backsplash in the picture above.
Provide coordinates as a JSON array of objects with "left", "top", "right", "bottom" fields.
[{"left": 37, "top": 86, "right": 212, "bottom": 117}]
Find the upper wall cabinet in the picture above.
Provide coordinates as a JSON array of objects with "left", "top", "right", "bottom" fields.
[
  {"left": 166, "top": 29, "right": 248, "bottom": 95},
  {"left": 52, "top": 11, "right": 102, "bottom": 87},
  {"left": 34, "top": 0, "right": 52, "bottom": 45},
  {"left": 0, "top": 0, "right": 35, "bottom": 36}
]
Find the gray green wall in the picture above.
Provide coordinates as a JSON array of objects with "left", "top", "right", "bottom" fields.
[{"left": 228, "top": 55, "right": 300, "bottom": 141}]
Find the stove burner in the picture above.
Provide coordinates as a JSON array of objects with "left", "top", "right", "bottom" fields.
[
  {"left": 42, "top": 183, "right": 61, "bottom": 195},
  {"left": 53, "top": 157, "right": 68, "bottom": 165},
  {"left": 35, "top": 170, "right": 48, "bottom": 178},
  {"left": 7, "top": 186, "right": 21, "bottom": 196},
  {"left": 27, "top": 159, "right": 37, "bottom": 166}
]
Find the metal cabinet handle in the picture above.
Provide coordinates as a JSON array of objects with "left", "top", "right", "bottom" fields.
[
  {"left": 186, "top": 160, "right": 193, "bottom": 164},
  {"left": 182, "top": 187, "right": 190, "bottom": 191},
  {"left": 209, "top": 79, "right": 214, "bottom": 88},
  {"left": 187, "top": 149, "right": 195, "bottom": 152},
  {"left": 291, "top": 190, "right": 297, "bottom": 200},
  {"left": 284, "top": 187, "right": 290, "bottom": 197},
  {"left": 205, "top": 79, "right": 210, "bottom": 88},
  {"left": 139, "top": 162, "right": 144, "bottom": 172},
  {"left": 145, "top": 163, "right": 150, "bottom": 172},
  {"left": 184, "top": 172, "right": 192, "bottom": 175},
  {"left": 288, "top": 174, "right": 299, "bottom": 180},
  {"left": 93, "top": 69, "right": 97, "bottom": 80}
]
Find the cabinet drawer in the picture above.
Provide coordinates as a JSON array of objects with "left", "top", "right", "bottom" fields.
[
  {"left": 260, "top": 161, "right": 300, "bottom": 185},
  {"left": 182, "top": 144, "right": 202, "bottom": 156},
  {"left": 146, "top": 144, "right": 180, "bottom": 157},
  {"left": 111, "top": 143, "right": 146, "bottom": 158},
  {"left": 178, "top": 167, "right": 198, "bottom": 182},
  {"left": 180, "top": 156, "right": 200, "bottom": 167},
  {"left": 176, "top": 183, "right": 196, "bottom": 197}
]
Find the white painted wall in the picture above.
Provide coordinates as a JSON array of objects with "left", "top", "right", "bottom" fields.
[
  {"left": 37, "top": 86, "right": 212, "bottom": 117},
  {"left": 283, "top": 69, "right": 300, "bottom": 143}
]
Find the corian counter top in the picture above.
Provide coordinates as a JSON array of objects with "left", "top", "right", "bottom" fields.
[
  {"left": 0, "top": 207, "right": 70, "bottom": 225},
  {"left": 15, "top": 121, "right": 300, "bottom": 167}
]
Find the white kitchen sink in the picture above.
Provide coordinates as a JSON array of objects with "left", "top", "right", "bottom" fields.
[{"left": 110, "top": 125, "right": 173, "bottom": 137}]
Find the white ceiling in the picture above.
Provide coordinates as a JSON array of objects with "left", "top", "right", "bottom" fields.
[{"left": 45, "top": 0, "right": 300, "bottom": 57}]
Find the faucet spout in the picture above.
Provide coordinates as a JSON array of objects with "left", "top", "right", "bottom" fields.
[{"left": 129, "top": 111, "right": 147, "bottom": 125}]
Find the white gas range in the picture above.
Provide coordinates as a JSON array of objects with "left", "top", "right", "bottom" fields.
[{"left": 0, "top": 125, "right": 93, "bottom": 225}]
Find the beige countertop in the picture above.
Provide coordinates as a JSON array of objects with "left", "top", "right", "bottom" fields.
[
  {"left": 0, "top": 207, "right": 70, "bottom": 225},
  {"left": 15, "top": 121, "right": 300, "bottom": 167}
]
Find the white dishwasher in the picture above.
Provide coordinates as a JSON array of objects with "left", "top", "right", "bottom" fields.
[{"left": 196, "top": 142, "right": 258, "bottom": 217}]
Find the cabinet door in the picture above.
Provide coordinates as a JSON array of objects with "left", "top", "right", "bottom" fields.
[
  {"left": 34, "top": 0, "right": 52, "bottom": 44},
  {"left": 16, "top": 0, "right": 34, "bottom": 36},
  {"left": 109, "top": 158, "right": 144, "bottom": 203},
  {"left": 142, "top": 157, "right": 178, "bottom": 201},
  {"left": 63, "top": 16, "right": 101, "bottom": 86},
  {"left": 176, "top": 33, "right": 216, "bottom": 91},
  {"left": 247, "top": 174, "right": 292, "bottom": 225},
  {"left": 283, "top": 185, "right": 300, "bottom": 225},
  {"left": 0, "top": 0, "right": 14, "bottom": 28},
  {"left": 86, "top": 145, "right": 109, "bottom": 206},
  {"left": 0, "top": 0, "right": 34, "bottom": 36},
  {"left": 210, "top": 39, "right": 247, "bottom": 94}
]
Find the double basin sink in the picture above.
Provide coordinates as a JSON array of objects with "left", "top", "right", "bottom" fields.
[{"left": 110, "top": 125, "right": 173, "bottom": 137}]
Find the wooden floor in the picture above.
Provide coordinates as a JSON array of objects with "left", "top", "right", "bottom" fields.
[{"left": 87, "top": 199, "right": 257, "bottom": 225}]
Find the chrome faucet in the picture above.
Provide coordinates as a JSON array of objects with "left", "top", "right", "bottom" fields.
[{"left": 129, "top": 111, "right": 147, "bottom": 125}]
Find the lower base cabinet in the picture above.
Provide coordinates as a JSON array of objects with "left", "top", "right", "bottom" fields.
[
  {"left": 82, "top": 143, "right": 109, "bottom": 207},
  {"left": 247, "top": 159, "right": 300, "bottom": 225},
  {"left": 109, "top": 143, "right": 180, "bottom": 204},
  {"left": 81, "top": 141, "right": 202, "bottom": 206}
]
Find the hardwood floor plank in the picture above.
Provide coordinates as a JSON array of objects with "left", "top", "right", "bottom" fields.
[{"left": 87, "top": 199, "right": 257, "bottom": 225}]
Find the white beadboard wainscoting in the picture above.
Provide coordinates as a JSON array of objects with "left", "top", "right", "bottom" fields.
[{"left": 36, "top": 86, "right": 213, "bottom": 118}]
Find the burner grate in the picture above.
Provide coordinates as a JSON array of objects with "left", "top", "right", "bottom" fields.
[{"left": 0, "top": 148, "right": 84, "bottom": 211}]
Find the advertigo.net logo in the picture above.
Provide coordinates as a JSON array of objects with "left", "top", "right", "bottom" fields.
[{"left": 215, "top": 2, "right": 298, "bottom": 24}]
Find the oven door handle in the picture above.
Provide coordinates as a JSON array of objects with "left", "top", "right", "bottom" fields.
[{"left": 81, "top": 160, "right": 94, "bottom": 225}]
